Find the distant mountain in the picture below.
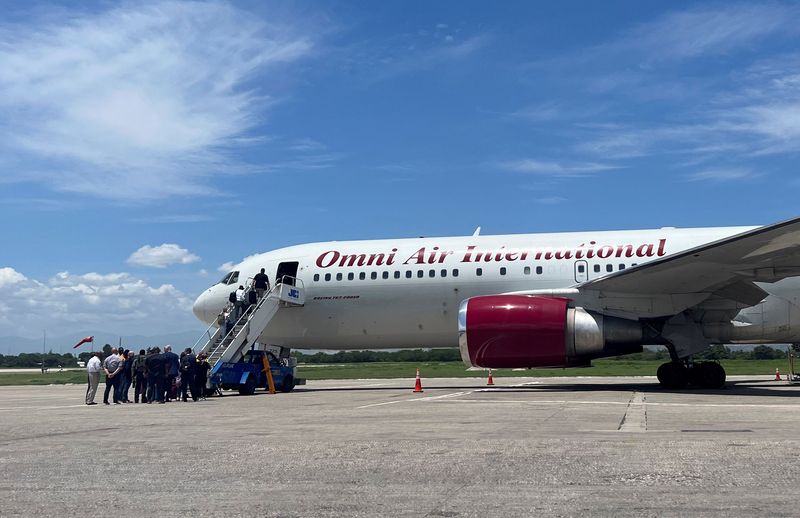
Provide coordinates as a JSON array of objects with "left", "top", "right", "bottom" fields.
[{"left": 0, "top": 329, "right": 205, "bottom": 355}]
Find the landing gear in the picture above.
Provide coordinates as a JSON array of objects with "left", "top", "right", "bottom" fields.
[
  {"left": 689, "top": 361, "right": 726, "bottom": 389},
  {"left": 657, "top": 361, "right": 726, "bottom": 389},
  {"left": 657, "top": 362, "right": 688, "bottom": 389}
]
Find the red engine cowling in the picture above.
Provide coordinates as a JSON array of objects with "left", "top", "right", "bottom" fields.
[{"left": 458, "top": 295, "right": 644, "bottom": 368}]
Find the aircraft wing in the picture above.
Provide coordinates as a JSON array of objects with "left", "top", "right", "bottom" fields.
[{"left": 577, "top": 215, "right": 800, "bottom": 309}]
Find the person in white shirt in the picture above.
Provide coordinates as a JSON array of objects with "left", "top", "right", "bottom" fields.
[
  {"left": 85, "top": 352, "right": 103, "bottom": 405},
  {"left": 235, "top": 285, "right": 246, "bottom": 320}
]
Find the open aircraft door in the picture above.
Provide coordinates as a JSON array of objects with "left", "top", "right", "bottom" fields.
[{"left": 276, "top": 261, "right": 299, "bottom": 286}]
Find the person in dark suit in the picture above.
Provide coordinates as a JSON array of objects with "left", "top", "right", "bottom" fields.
[
  {"left": 162, "top": 345, "right": 180, "bottom": 402},
  {"left": 179, "top": 347, "right": 197, "bottom": 402},
  {"left": 145, "top": 347, "right": 165, "bottom": 404}
]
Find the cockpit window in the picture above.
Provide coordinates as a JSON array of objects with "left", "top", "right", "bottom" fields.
[{"left": 218, "top": 271, "right": 240, "bottom": 285}]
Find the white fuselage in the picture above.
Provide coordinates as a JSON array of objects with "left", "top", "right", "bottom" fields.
[{"left": 192, "top": 226, "right": 800, "bottom": 350}]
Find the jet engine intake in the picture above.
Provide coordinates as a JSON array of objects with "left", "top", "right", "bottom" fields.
[{"left": 458, "top": 295, "right": 644, "bottom": 368}]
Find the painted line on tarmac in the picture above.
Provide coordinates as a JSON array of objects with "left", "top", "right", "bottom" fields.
[
  {"left": 423, "top": 398, "right": 800, "bottom": 410},
  {"left": 318, "top": 382, "right": 393, "bottom": 390},
  {"left": 357, "top": 391, "right": 474, "bottom": 409}
]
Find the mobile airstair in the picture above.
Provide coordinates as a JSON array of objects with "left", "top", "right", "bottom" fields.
[{"left": 192, "top": 277, "right": 305, "bottom": 370}]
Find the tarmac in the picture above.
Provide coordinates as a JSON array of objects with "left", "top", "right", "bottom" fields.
[{"left": 2, "top": 375, "right": 800, "bottom": 517}]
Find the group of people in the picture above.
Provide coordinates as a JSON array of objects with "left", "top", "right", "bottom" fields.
[{"left": 85, "top": 345, "right": 211, "bottom": 405}]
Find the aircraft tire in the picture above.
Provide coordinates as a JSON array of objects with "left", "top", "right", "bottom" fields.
[
  {"left": 697, "top": 362, "right": 726, "bottom": 389},
  {"left": 657, "top": 362, "right": 688, "bottom": 389}
]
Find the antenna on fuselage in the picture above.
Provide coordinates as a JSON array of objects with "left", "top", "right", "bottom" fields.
[{"left": 472, "top": 226, "right": 481, "bottom": 237}]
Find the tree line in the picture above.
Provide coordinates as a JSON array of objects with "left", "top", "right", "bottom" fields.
[
  {"left": 0, "top": 344, "right": 793, "bottom": 368},
  {"left": 0, "top": 345, "right": 116, "bottom": 368}
]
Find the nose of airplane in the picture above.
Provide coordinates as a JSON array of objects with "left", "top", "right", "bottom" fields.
[{"left": 192, "top": 292, "right": 210, "bottom": 324}]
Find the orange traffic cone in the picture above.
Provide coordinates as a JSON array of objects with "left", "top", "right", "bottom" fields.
[
  {"left": 413, "top": 368, "right": 423, "bottom": 393},
  {"left": 776, "top": 368, "right": 782, "bottom": 381},
  {"left": 487, "top": 369, "right": 494, "bottom": 386}
]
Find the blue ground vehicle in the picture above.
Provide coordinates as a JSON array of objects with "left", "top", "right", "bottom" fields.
[{"left": 210, "top": 349, "right": 300, "bottom": 395}]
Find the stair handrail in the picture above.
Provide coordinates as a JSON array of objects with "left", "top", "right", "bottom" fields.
[
  {"left": 207, "top": 279, "right": 287, "bottom": 364},
  {"left": 191, "top": 320, "right": 220, "bottom": 354}
]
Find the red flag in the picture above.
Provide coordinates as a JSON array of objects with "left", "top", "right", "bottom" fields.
[{"left": 72, "top": 336, "right": 94, "bottom": 349}]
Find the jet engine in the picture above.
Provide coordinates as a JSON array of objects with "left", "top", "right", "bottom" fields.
[{"left": 458, "top": 295, "right": 645, "bottom": 368}]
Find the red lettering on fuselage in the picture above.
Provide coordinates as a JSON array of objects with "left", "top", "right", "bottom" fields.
[{"left": 314, "top": 239, "right": 668, "bottom": 268}]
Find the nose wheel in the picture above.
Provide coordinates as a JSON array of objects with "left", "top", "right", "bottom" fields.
[{"left": 657, "top": 361, "right": 726, "bottom": 389}]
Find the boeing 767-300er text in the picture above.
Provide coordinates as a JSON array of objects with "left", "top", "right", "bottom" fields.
[{"left": 192, "top": 216, "right": 800, "bottom": 389}]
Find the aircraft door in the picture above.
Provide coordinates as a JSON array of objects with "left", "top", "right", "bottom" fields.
[
  {"left": 275, "top": 261, "right": 299, "bottom": 286},
  {"left": 574, "top": 260, "right": 588, "bottom": 283}
]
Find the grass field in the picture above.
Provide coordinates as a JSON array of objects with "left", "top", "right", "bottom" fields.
[{"left": 0, "top": 359, "right": 791, "bottom": 386}]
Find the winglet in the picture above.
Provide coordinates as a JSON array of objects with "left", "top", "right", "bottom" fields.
[{"left": 472, "top": 226, "right": 481, "bottom": 237}]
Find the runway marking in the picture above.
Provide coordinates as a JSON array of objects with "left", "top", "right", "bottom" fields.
[
  {"left": 356, "top": 391, "right": 473, "bottom": 409},
  {"left": 423, "top": 398, "right": 800, "bottom": 410},
  {"left": 318, "top": 382, "right": 392, "bottom": 390},
  {"left": 508, "top": 381, "right": 542, "bottom": 387},
  {"left": 617, "top": 391, "right": 647, "bottom": 432}
]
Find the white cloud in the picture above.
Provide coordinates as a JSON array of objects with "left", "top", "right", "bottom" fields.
[
  {"left": 0, "top": 267, "right": 27, "bottom": 287},
  {"left": 127, "top": 244, "right": 200, "bottom": 268},
  {"left": 0, "top": 1, "right": 315, "bottom": 200},
  {"left": 218, "top": 261, "right": 236, "bottom": 273},
  {"left": 623, "top": 3, "right": 796, "bottom": 62},
  {"left": 687, "top": 168, "right": 757, "bottom": 182},
  {"left": 500, "top": 159, "right": 618, "bottom": 176},
  {"left": 0, "top": 267, "right": 195, "bottom": 337}
]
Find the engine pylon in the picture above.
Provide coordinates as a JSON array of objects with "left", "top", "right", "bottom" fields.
[
  {"left": 487, "top": 368, "right": 494, "bottom": 386},
  {"left": 413, "top": 368, "right": 424, "bottom": 393}
]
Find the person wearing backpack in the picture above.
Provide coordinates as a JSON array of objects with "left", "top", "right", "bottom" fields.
[
  {"left": 179, "top": 348, "right": 197, "bottom": 402},
  {"left": 132, "top": 349, "right": 148, "bottom": 403}
]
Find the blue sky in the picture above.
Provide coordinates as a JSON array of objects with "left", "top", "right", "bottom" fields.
[{"left": 1, "top": 1, "right": 799, "bottom": 340}]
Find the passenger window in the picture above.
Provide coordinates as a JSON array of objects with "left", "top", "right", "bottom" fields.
[
  {"left": 371, "top": 272, "right": 377, "bottom": 280},
  {"left": 347, "top": 272, "right": 354, "bottom": 281},
  {"left": 406, "top": 271, "right": 412, "bottom": 279},
  {"left": 632, "top": 263, "right": 638, "bottom": 267},
  {"left": 453, "top": 269, "right": 459, "bottom": 277},
  {"left": 428, "top": 269, "right": 435, "bottom": 278},
  {"left": 606, "top": 264, "right": 613, "bottom": 272},
  {"left": 441, "top": 269, "right": 447, "bottom": 278},
  {"left": 417, "top": 270, "right": 423, "bottom": 278},
  {"left": 577, "top": 264, "right": 585, "bottom": 273},
  {"left": 619, "top": 264, "right": 625, "bottom": 270},
  {"left": 524, "top": 266, "right": 530, "bottom": 275},
  {"left": 336, "top": 273, "right": 343, "bottom": 281},
  {"left": 382, "top": 271, "right": 389, "bottom": 279},
  {"left": 476, "top": 268, "right": 483, "bottom": 276},
  {"left": 313, "top": 274, "right": 320, "bottom": 282},
  {"left": 593, "top": 264, "right": 601, "bottom": 273},
  {"left": 536, "top": 266, "right": 543, "bottom": 275},
  {"left": 324, "top": 273, "right": 331, "bottom": 281},
  {"left": 359, "top": 272, "right": 366, "bottom": 280},
  {"left": 394, "top": 271, "right": 400, "bottom": 279},
  {"left": 500, "top": 267, "right": 507, "bottom": 276}
]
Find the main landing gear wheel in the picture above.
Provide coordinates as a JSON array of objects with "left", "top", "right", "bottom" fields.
[
  {"left": 689, "top": 362, "right": 726, "bottom": 389},
  {"left": 657, "top": 362, "right": 689, "bottom": 389}
]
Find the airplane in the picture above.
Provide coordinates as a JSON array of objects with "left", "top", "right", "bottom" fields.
[{"left": 192, "top": 216, "right": 800, "bottom": 389}]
